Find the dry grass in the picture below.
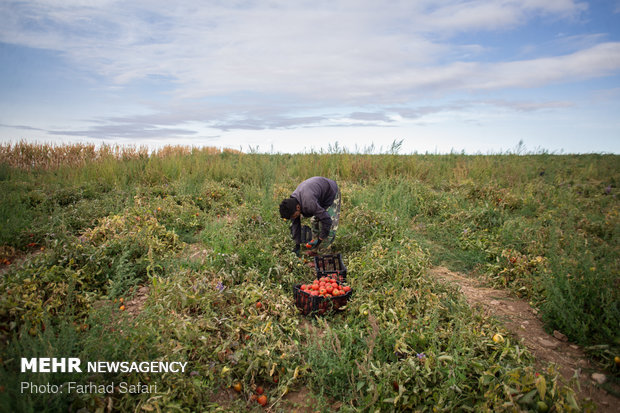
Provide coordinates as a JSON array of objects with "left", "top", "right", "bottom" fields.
[
  {"left": 0, "top": 141, "right": 240, "bottom": 170},
  {"left": 153, "top": 145, "right": 240, "bottom": 158}
]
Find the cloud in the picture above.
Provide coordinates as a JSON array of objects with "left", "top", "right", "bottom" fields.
[
  {"left": 376, "top": 42, "right": 620, "bottom": 96},
  {"left": 48, "top": 123, "right": 199, "bottom": 139},
  {"left": 477, "top": 99, "right": 575, "bottom": 112},
  {"left": 481, "top": 42, "right": 620, "bottom": 89},
  {"left": 0, "top": 0, "right": 602, "bottom": 103},
  {"left": 1, "top": 0, "right": 618, "bottom": 140},
  {"left": 211, "top": 115, "right": 328, "bottom": 131},
  {"left": 44, "top": 94, "right": 576, "bottom": 138},
  {"left": 0, "top": 123, "right": 46, "bottom": 131},
  {"left": 393, "top": 105, "right": 464, "bottom": 120},
  {"left": 417, "top": 0, "right": 588, "bottom": 33},
  {"left": 348, "top": 112, "right": 394, "bottom": 122}
]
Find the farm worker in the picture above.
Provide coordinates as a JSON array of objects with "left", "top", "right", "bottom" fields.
[{"left": 279, "top": 176, "right": 340, "bottom": 256}]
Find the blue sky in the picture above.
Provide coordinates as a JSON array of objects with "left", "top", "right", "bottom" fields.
[{"left": 1, "top": 0, "right": 619, "bottom": 154}]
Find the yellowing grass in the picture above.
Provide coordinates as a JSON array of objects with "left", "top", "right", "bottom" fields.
[{"left": 0, "top": 141, "right": 240, "bottom": 170}]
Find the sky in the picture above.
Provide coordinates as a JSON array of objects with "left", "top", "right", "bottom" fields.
[{"left": 1, "top": 0, "right": 619, "bottom": 154}]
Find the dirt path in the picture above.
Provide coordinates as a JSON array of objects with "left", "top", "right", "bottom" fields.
[{"left": 429, "top": 266, "right": 618, "bottom": 413}]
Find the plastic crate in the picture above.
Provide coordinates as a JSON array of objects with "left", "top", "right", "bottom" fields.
[
  {"left": 293, "top": 283, "right": 353, "bottom": 316},
  {"left": 314, "top": 254, "right": 347, "bottom": 283},
  {"left": 300, "top": 225, "right": 313, "bottom": 244}
]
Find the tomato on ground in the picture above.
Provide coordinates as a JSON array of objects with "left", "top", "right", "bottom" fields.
[{"left": 257, "top": 395, "right": 268, "bottom": 406}]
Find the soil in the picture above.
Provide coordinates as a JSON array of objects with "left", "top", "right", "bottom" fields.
[
  {"left": 123, "top": 285, "right": 150, "bottom": 318},
  {"left": 429, "top": 266, "right": 619, "bottom": 413}
]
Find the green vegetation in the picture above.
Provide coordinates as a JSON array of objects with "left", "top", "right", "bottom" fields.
[{"left": 0, "top": 143, "right": 618, "bottom": 411}]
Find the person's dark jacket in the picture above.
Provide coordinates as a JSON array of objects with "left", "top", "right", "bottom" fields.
[{"left": 290, "top": 177, "right": 338, "bottom": 244}]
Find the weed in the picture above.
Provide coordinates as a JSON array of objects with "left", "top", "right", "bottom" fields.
[{"left": 1, "top": 144, "right": 617, "bottom": 411}]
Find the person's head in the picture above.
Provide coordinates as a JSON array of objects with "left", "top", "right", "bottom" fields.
[{"left": 279, "top": 197, "right": 300, "bottom": 220}]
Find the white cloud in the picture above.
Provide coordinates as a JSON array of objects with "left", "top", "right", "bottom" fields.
[
  {"left": 477, "top": 99, "right": 575, "bottom": 112},
  {"left": 470, "top": 42, "right": 620, "bottom": 90},
  {"left": 411, "top": 0, "right": 587, "bottom": 33},
  {"left": 1, "top": 0, "right": 618, "bottom": 147},
  {"left": 0, "top": 0, "right": 600, "bottom": 102}
]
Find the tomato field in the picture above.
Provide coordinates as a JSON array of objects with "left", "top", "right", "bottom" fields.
[{"left": 0, "top": 143, "right": 618, "bottom": 412}]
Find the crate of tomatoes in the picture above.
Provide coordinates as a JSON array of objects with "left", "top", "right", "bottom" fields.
[{"left": 293, "top": 275, "right": 353, "bottom": 316}]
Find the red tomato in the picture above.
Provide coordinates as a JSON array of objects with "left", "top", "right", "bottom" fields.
[{"left": 257, "top": 395, "right": 267, "bottom": 406}]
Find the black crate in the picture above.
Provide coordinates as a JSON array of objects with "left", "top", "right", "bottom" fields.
[
  {"left": 314, "top": 254, "right": 347, "bottom": 283},
  {"left": 293, "top": 283, "right": 353, "bottom": 316},
  {"left": 300, "top": 225, "right": 313, "bottom": 244}
]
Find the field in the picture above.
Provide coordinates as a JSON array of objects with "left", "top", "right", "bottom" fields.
[{"left": 0, "top": 143, "right": 618, "bottom": 412}]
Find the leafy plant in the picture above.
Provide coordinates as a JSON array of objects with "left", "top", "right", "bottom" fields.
[{"left": 1, "top": 144, "right": 618, "bottom": 411}]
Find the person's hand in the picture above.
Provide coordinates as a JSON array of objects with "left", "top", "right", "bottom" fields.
[{"left": 305, "top": 238, "right": 322, "bottom": 249}]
